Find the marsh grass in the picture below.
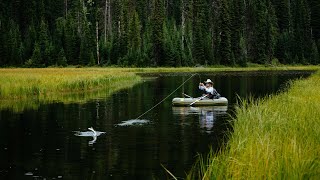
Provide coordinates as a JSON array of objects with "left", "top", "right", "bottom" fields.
[
  {"left": 187, "top": 70, "right": 320, "bottom": 179},
  {"left": 0, "top": 68, "right": 141, "bottom": 111},
  {"left": 0, "top": 66, "right": 318, "bottom": 112}
]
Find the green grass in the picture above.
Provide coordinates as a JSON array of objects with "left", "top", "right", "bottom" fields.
[
  {"left": 187, "top": 70, "right": 320, "bottom": 179},
  {"left": 0, "top": 68, "right": 141, "bottom": 111},
  {"left": 0, "top": 66, "right": 319, "bottom": 112}
]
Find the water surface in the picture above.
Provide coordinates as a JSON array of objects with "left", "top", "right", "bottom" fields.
[{"left": 0, "top": 71, "right": 312, "bottom": 179}]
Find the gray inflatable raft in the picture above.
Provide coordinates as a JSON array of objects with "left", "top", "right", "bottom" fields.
[{"left": 172, "top": 97, "right": 228, "bottom": 106}]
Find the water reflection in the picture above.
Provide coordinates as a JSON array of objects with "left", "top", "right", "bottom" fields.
[
  {"left": 172, "top": 106, "right": 228, "bottom": 133},
  {"left": 0, "top": 71, "right": 313, "bottom": 179}
]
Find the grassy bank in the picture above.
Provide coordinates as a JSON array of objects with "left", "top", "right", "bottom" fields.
[
  {"left": 0, "top": 68, "right": 142, "bottom": 98},
  {"left": 0, "top": 66, "right": 318, "bottom": 112},
  {"left": 187, "top": 70, "right": 320, "bottom": 179},
  {"left": 0, "top": 68, "right": 141, "bottom": 111},
  {"left": 1, "top": 66, "right": 318, "bottom": 99}
]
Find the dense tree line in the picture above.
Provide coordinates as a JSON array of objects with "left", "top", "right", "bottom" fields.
[{"left": 0, "top": 0, "right": 319, "bottom": 67}]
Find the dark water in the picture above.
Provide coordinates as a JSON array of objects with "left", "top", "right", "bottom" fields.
[{"left": 0, "top": 71, "right": 313, "bottom": 180}]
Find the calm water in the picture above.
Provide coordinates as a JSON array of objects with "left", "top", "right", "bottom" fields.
[{"left": 0, "top": 71, "right": 313, "bottom": 179}]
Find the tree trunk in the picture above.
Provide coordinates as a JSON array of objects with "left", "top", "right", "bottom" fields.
[
  {"left": 104, "top": 0, "right": 112, "bottom": 43},
  {"left": 107, "top": 0, "right": 112, "bottom": 37},
  {"left": 181, "top": 0, "right": 185, "bottom": 52},
  {"left": 104, "top": 0, "right": 107, "bottom": 44},
  {"left": 96, "top": 21, "right": 100, "bottom": 65},
  {"left": 64, "top": 0, "right": 68, "bottom": 18}
]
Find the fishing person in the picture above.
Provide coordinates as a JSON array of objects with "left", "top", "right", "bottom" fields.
[{"left": 199, "top": 79, "right": 221, "bottom": 99}]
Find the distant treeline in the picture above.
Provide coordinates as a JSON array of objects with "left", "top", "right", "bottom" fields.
[{"left": 0, "top": 0, "right": 319, "bottom": 67}]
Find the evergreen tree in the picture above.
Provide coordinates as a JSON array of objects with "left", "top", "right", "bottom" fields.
[
  {"left": 218, "top": 0, "right": 232, "bottom": 65},
  {"left": 230, "top": 0, "right": 245, "bottom": 65},
  {"left": 151, "top": 0, "right": 165, "bottom": 66},
  {"left": 6, "top": 19, "right": 22, "bottom": 65},
  {"left": 126, "top": 10, "right": 142, "bottom": 65},
  {"left": 310, "top": 40, "right": 320, "bottom": 64},
  {"left": 192, "top": 0, "right": 207, "bottom": 65},
  {"left": 265, "top": 0, "right": 279, "bottom": 63},
  {"left": 57, "top": 48, "right": 67, "bottom": 66},
  {"left": 0, "top": 0, "right": 319, "bottom": 67},
  {"left": 253, "top": 0, "right": 268, "bottom": 64},
  {"left": 31, "top": 42, "right": 42, "bottom": 66},
  {"left": 39, "top": 18, "right": 51, "bottom": 65},
  {"left": 272, "top": 0, "right": 291, "bottom": 32},
  {"left": 309, "top": 0, "right": 320, "bottom": 40}
]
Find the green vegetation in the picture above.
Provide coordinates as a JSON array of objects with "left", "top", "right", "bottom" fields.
[
  {"left": 0, "top": 66, "right": 319, "bottom": 112},
  {"left": 187, "top": 69, "right": 320, "bottom": 179},
  {"left": 0, "top": 68, "right": 141, "bottom": 111},
  {"left": 1, "top": 0, "right": 320, "bottom": 67}
]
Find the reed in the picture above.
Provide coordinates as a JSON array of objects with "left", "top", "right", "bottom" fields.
[
  {"left": 187, "top": 70, "right": 320, "bottom": 179},
  {"left": 0, "top": 66, "right": 318, "bottom": 112},
  {"left": 0, "top": 68, "right": 141, "bottom": 111},
  {"left": 0, "top": 68, "right": 140, "bottom": 99}
]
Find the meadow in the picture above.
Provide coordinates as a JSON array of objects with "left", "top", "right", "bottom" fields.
[
  {"left": 187, "top": 69, "right": 320, "bottom": 179},
  {"left": 0, "top": 66, "right": 319, "bottom": 112},
  {"left": 0, "top": 68, "right": 141, "bottom": 111}
]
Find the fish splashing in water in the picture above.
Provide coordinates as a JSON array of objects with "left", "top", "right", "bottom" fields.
[
  {"left": 73, "top": 127, "right": 106, "bottom": 137},
  {"left": 116, "top": 119, "right": 150, "bottom": 126}
]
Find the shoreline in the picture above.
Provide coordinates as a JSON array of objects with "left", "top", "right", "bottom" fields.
[
  {"left": 187, "top": 69, "right": 320, "bottom": 179},
  {"left": 0, "top": 66, "right": 319, "bottom": 112}
]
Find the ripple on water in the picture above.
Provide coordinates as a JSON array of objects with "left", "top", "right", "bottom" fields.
[{"left": 116, "top": 119, "right": 150, "bottom": 126}]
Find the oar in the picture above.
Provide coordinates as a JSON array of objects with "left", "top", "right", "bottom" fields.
[
  {"left": 189, "top": 94, "right": 208, "bottom": 106},
  {"left": 182, "top": 93, "right": 193, "bottom": 98}
]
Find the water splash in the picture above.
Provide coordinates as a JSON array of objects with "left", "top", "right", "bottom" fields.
[
  {"left": 116, "top": 119, "right": 150, "bottom": 127},
  {"left": 73, "top": 128, "right": 106, "bottom": 145},
  {"left": 73, "top": 130, "right": 106, "bottom": 137}
]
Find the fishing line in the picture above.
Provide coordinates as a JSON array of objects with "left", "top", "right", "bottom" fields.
[
  {"left": 196, "top": 73, "right": 201, "bottom": 83},
  {"left": 134, "top": 73, "right": 197, "bottom": 120}
]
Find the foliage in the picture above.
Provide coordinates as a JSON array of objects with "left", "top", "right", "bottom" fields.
[{"left": 0, "top": 0, "right": 319, "bottom": 67}]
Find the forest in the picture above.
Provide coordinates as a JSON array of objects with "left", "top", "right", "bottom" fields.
[{"left": 0, "top": 0, "right": 319, "bottom": 67}]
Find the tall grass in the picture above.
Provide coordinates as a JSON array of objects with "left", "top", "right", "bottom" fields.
[
  {"left": 0, "top": 68, "right": 141, "bottom": 98},
  {"left": 187, "top": 70, "right": 320, "bottom": 179},
  {"left": 0, "top": 66, "right": 318, "bottom": 112},
  {"left": 0, "top": 68, "right": 141, "bottom": 111}
]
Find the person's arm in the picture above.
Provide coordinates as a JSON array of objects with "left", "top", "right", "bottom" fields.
[{"left": 199, "top": 83, "right": 205, "bottom": 90}]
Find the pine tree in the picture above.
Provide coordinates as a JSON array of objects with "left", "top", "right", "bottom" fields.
[
  {"left": 127, "top": 10, "right": 142, "bottom": 65},
  {"left": 151, "top": 0, "right": 165, "bottom": 66},
  {"left": 254, "top": 0, "right": 268, "bottom": 64},
  {"left": 192, "top": 0, "right": 207, "bottom": 65},
  {"left": 57, "top": 48, "right": 67, "bottom": 66},
  {"left": 291, "top": 0, "right": 311, "bottom": 63},
  {"left": 265, "top": 0, "right": 279, "bottom": 63},
  {"left": 39, "top": 18, "right": 50, "bottom": 65},
  {"left": 272, "top": 0, "right": 290, "bottom": 32},
  {"left": 310, "top": 40, "right": 320, "bottom": 64},
  {"left": 218, "top": 0, "right": 232, "bottom": 65},
  {"left": 230, "top": 0, "right": 245, "bottom": 65},
  {"left": 6, "top": 20, "right": 22, "bottom": 65},
  {"left": 31, "top": 42, "right": 42, "bottom": 67},
  {"left": 309, "top": 0, "right": 320, "bottom": 40},
  {"left": 239, "top": 36, "right": 247, "bottom": 66}
]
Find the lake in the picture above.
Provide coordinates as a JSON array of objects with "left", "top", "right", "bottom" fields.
[{"left": 0, "top": 70, "right": 313, "bottom": 179}]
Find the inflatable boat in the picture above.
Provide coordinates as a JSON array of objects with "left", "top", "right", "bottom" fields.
[{"left": 172, "top": 97, "right": 228, "bottom": 106}]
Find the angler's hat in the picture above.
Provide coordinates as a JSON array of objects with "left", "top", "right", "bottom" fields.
[{"left": 204, "top": 79, "right": 213, "bottom": 84}]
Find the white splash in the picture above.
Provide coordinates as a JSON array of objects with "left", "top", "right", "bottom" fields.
[
  {"left": 74, "top": 127, "right": 106, "bottom": 145},
  {"left": 116, "top": 119, "right": 150, "bottom": 126},
  {"left": 73, "top": 127, "right": 106, "bottom": 137}
]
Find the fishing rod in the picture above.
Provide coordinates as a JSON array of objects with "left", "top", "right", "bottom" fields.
[{"left": 134, "top": 73, "right": 198, "bottom": 120}]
